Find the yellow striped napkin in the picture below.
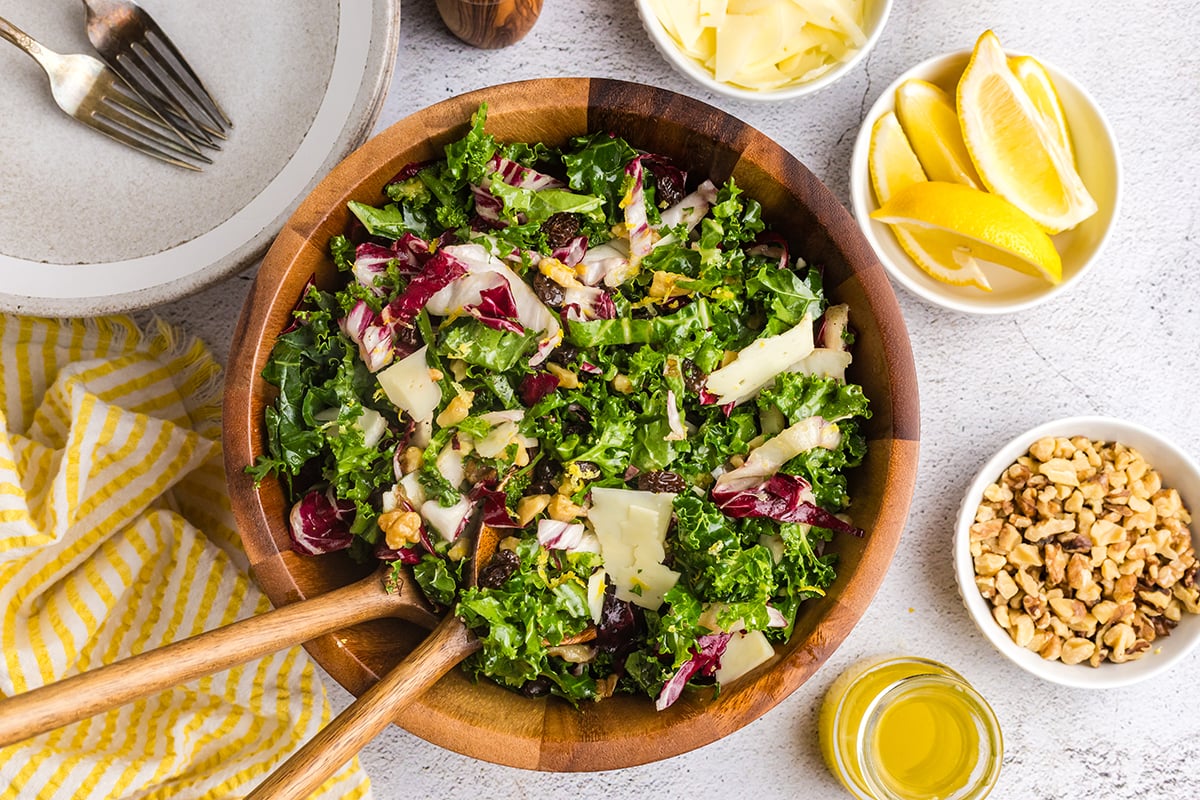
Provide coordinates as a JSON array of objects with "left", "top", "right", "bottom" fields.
[{"left": 0, "top": 315, "right": 371, "bottom": 800}]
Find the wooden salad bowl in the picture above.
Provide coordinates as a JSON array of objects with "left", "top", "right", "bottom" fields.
[{"left": 223, "top": 77, "right": 920, "bottom": 771}]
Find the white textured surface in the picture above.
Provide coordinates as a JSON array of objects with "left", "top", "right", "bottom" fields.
[{"left": 147, "top": 0, "right": 1200, "bottom": 797}]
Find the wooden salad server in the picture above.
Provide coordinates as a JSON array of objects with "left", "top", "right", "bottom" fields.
[
  {"left": 247, "top": 523, "right": 513, "bottom": 800},
  {"left": 0, "top": 566, "right": 438, "bottom": 747}
]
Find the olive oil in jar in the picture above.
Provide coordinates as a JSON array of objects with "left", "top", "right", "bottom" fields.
[{"left": 819, "top": 657, "right": 1002, "bottom": 800}]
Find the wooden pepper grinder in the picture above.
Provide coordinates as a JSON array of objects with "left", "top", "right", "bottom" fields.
[{"left": 435, "top": 0, "right": 543, "bottom": 49}]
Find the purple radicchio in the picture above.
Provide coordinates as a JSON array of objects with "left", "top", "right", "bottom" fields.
[
  {"left": 423, "top": 243, "right": 562, "bottom": 366},
  {"left": 382, "top": 248, "right": 469, "bottom": 328},
  {"left": 339, "top": 300, "right": 395, "bottom": 372},
  {"left": 621, "top": 156, "right": 654, "bottom": 270},
  {"left": 387, "top": 159, "right": 437, "bottom": 185},
  {"left": 483, "top": 154, "right": 565, "bottom": 191},
  {"left": 655, "top": 633, "right": 732, "bottom": 711},
  {"left": 471, "top": 483, "right": 521, "bottom": 529},
  {"left": 463, "top": 282, "right": 525, "bottom": 334},
  {"left": 536, "top": 519, "right": 599, "bottom": 553},
  {"left": 658, "top": 179, "right": 718, "bottom": 233},
  {"left": 288, "top": 485, "right": 356, "bottom": 556},
  {"left": 712, "top": 473, "right": 863, "bottom": 537},
  {"left": 747, "top": 231, "right": 790, "bottom": 271},
  {"left": 551, "top": 235, "right": 589, "bottom": 267},
  {"left": 519, "top": 371, "right": 559, "bottom": 406},
  {"left": 281, "top": 276, "right": 317, "bottom": 335},
  {"left": 351, "top": 243, "right": 395, "bottom": 297}
]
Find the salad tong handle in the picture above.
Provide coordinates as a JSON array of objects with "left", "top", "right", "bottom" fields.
[{"left": 246, "top": 616, "right": 480, "bottom": 800}]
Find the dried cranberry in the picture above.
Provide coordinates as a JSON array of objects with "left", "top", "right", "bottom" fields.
[
  {"left": 533, "top": 272, "right": 565, "bottom": 307},
  {"left": 638, "top": 470, "right": 687, "bottom": 493},
  {"left": 572, "top": 461, "right": 602, "bottom": 481},
  {"left": 652, "top": 171, "right": 686, "bottom": 208},
  {"left": 681, "top": 359, "right": 706, "bottom": 396},
  {"left": 548, "top": 343, "right": 580, "bottom": 366},
  {"left": 477, "top": 549, "right": 520, "bottom": 589},
  {"left": 529, "top": 458, "right": 561, "bottom": 496},
  {"left": 520, "top": 676, "right": 553, "bottom": 697},
  {"left": 540, "top": 213, "right": 581, "bottom": 249}
]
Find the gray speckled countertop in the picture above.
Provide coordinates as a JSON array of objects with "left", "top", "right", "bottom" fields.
[{"left": 149, "top": 0, "right": 1200, "bottom": 797}]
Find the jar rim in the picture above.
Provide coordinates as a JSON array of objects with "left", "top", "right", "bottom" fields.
[{"left": 853, "top": 671, "right": 1004, "bottom": 800}]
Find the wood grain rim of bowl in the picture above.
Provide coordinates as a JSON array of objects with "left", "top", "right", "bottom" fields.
[{"left": 223, "top": 77, "right": 920, "bottom": 772}]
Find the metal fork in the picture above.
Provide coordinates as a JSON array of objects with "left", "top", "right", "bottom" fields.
[
  {"left": 0, "top": 15, "right": 208, "bottom": 170},
  {"left": 82, "top": 0, "right": 231, "bottom": 150}
]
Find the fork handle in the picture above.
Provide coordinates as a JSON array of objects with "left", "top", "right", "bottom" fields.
[{"left": 0, "top": 16, "right": 56, "bottom": 67}]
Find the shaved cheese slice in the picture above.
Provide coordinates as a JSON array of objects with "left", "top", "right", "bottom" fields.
[
  {"left": 704, "top": 314, "right": 814, "bottom": 405},
  {"left": 648, "top": 0, "right": 866, "bottom": 92},
  {"left": 714, "top": 630, "right": 775, "bottom": 685},
  {"left": 589, "top": 488, "right": 680, "bottom": 609}
]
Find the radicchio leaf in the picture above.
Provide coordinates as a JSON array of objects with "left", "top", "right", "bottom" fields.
[
  {"left": 352, "top": 243, "right": 394, "bottom": 297},
  {"left": 655, "top": 633, "right": 731, "bottom": 711},
  {"left": 383, "top": 248, "right": 469, "bottom": 327},
  {"left": 387, "top": 159, "right": 436, "bottom": 184},
  {"left": 519, "top": 371, "right": 559, "bottom": 406},
  {"left": 339, "top": 300, "right": 395, "bottom": 372},
  {"left": 392, "top": 233, "right": 431, "bottom": 275},
  {"left": 748, "top": 231, "right": 790, "bottom": 271},
  {"left": 280, "top": 276, "right": 317, "bottom": 335},
  {"left": 288, "top": 485, "right": 355, "bottom": 556},
  {"left": 659, "top": 179, "right": 718, "bottom": 232},
  {"left": 622, "top": 156, "right": 653, "bottom": 270},
  {"left": 471, "top": 184, "right": 505, "bottom": 226},
  {"left": 484, "top": 154, "right": 565, "bottom": 191},
  {"left": 536, "top": 519, "right": 586, "bottom": 550},
  {"left": 463, "top": 282, "right": 525, "bottom": 334},
  {"left": 471, "top": 483, "right": 521, "bottom": 528},
  {"left": 552, "top": 235, "right": 589, "bottom": 267},
  {"left": 712, "top": 474, "right": 863, "bottom": 537}
]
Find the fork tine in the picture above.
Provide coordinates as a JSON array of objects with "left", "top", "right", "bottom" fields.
[
  {"left": 85, "top": 113, "right": 202, "bottom": 170},
  {"left": 104, "top": 77, "right": 208, "bottom": 158},
  {"left": 113, "top": 47, "right": 219, "bottom": 148},
  {"left": 140, "top": 27, "right": 230, "bottom": 132},
  {"left": 93, "top": 94, "right": 212, "bottom": 165}
]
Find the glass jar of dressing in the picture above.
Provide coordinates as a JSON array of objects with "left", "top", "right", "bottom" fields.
[{"left": 819, "top": 657, "right": 1003, "bottom": 800}]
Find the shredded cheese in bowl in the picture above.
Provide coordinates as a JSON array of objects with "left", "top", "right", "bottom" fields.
[{"left": 645, "top": 0, "right": 869, "bottom": 92}]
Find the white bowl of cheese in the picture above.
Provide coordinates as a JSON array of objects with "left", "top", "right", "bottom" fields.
[{"left": 636, "top": 0, "right": 892, "bottom": 101}]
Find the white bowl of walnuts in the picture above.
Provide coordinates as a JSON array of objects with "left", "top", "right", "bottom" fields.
[{"left": 955, "top": 416, "right": 1200, "bottom": 688}]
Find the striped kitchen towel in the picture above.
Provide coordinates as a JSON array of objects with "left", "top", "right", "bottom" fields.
[{"left": 0, "top": 315, "right": 371, "bottom": 800}]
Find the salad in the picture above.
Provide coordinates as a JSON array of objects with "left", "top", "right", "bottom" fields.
[{"left": 250, "top": 105, "right": 871, "bottom": 710}]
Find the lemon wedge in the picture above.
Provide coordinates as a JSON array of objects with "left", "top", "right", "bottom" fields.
[
  {"left": 868, "top": 112, "right": 992, "bottom": 291},
  {"left": 1009, "top": 54, "right": 1074, "bottom": 162},
  {"left": 957, "top": 30, "right": 1096, "bottom": 234},
  {"left": 871, "top": 181, "right": 1063, "bottom": 285},
  {"left": 894, "top": 79, "right": 982, "bottom": 189}
]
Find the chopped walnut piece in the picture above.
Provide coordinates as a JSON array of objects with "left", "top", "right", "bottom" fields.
[{"left": 972, "top": 435, "right": 1197, "bottom": 668}]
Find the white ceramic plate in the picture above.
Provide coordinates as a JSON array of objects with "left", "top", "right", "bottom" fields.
[{"left": 0, "top": 0, "right": 400, "bottom": 316}]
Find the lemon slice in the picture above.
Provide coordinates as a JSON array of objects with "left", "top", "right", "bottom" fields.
[
  {"left": 871, "top": 181, "right": 1063, "bottom": 285},
  {"left": 1009, "top": 54, "right": 1074, "bottom": 162},
  {"left": 868, "top": 113, "right": 992, "bottom": 290},
  {"left": 894, "top": 79, "right": 982, "bottom": 189},
  {"left": 958, "top": 31, "right": 1096, "bottom": 234}
]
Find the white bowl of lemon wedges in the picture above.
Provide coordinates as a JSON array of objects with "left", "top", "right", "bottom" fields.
[{"left": 850, "top": 31, "right": 1121, "bottom": 314}]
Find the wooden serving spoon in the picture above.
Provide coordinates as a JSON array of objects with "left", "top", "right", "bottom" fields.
[
  {"left": 0, "top": 565, "right": 439, "bottom": 748},
  {"left": 246, "top": 524, "right": 596, "bottom": 800}
]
